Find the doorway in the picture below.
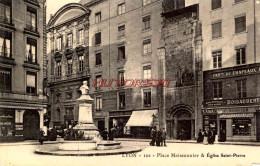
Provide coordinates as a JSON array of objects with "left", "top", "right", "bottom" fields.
[
  {"left": 177, "top": 120, "right": 191, "bottom": 140},
  {"left": 219, "top": 120, "right": 226, "bottom": 142},
  {"left": 23, "top": 110, "right": 40, "bottom": 140}
]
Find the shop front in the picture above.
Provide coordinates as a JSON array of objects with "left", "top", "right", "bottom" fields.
[
  {"left": 0, "top": 109, "right": 15, "bottom": 141},
  {"left": 109, "top": 111, "right": 131, "bottom": 138},
  {"left": 125, "top": 109, "right": 158, "bottom": 139},
  {"left": 203, "top": 106, "right": 257, "bottom": 142}
]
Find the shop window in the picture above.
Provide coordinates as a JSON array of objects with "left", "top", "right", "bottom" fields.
[
  {"left": 0, "top": 67, "right": 11, "bottom": 91},
  {"left": 236, "top": 47, "right": 246, "bottom": 65},
  {"left": 118, "top": 46, "right": 125, "bottom": 60},
  {"left": 78, "top": 29, "right": 84, "bottom": 45},
  {"left": 95, "top": 96, "right": 102, "bottom": 111},
  {"left": 143, "top": 0, "right": 151, "bottom": 6},
  {"left": 95, "top": 52, "right": 102, "bottom": 65},
  {"left": 211, "top": 0, "right": 221, "bottom": 10},
  {"left": 212, "top": 21, "right": 222, "bottom": 39},
  {"left": 213, "top": 82, "right": 222, "bottom": 99},
  {"left": 213, "top": 50, "right": 222, "bottom": 68},
  {"left": 118, "top": 92, "right": 126, "bottom": 109},
  {"left": 203, "top": 115, "right": 217, "bottom": 131},
  {"left": 118, "top": 70, "right": 125, "bottom": 86},
  {"left": 26, "top": 71, "right": 37, "bottom": 94},
  {"left": 67, "top": 33, "right": 73, "bottom": 48},
  {"left": 233, "top": 119, "right": 251, "bottom": 136},
  {"left": 143, "top": 65, "right": 151, "bottom": 80},
  {"left": 26, "top": 6, "right": 37, "bottom": 32},
  {"left": 118, "top": 3, "right": 125, "bottom": 15},
  {"left": 143, "top": 39, "right": 151, "bottom": 55},
  {"left": 79, "top": 55, "right": 84, "bottom": 72},
  {"left": 95, "top": 12, "right": 101, "bottom": 23},
  {"left": 0, "top": 31, "right": 12, "bottom": 58},
  {"left": 26, "top": 38, "right": 37, "bottom": 63},
  {"left": 118, "top": 25, "right": 125, "bottom": 38},
  {"left": 142, "top": 15, "right": 151, "bottom": 30},
  {"left": 236, "top": 80, "right": 247, "bottom": 98},
  {"left": 95, "top": 32, "right": 101, "bottom": 45},
  {"left": 235, "top": 15, "right": 246, "bottom": 34},
  {"left": 67, "top": 58, "right": 73, "bottom": 75},
  {"left": 143, "top": 88, "right": 151, "bottom": 107},
  {"left": 0, "top": 1, "right": 11, "bottom": 24}
]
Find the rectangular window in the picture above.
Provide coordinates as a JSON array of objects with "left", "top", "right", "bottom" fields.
[
  {"left": 78, "top": 29, "right": 84, "bottom": 45},
  {"left": 142, "top": 15, "right": 151, "bottom": 30},
  {"left": 118, "top": 25, "right": 125, "bottom": 38},
  {"left": 143, "top": 39, "right": 151, "bottom": 55},
  {"left": 56, "top": 37, "right": 62, "bottom": 50},
  {"left": 67, "top": 33, "right": 73, "bottom": 48},
  {"left": 118, "top": 46, "right": 125, "bottom": 60},
  {"left": 67, "top": 58, "right": 73, "bottom": 75},
  {"left": 26, "top": 7, "right": 37, "bottom": 31},
  {"left": 26, "top": 38, "right": 37, "bottom": 63},
  {"left": 235, "top": 15, "right": 246, "bottom": 34},
  {"left": 143, "top": 89, "right": 151, "bottom": 107},
  {"left": 236, "top": 47, "right": 246, "bottom": 65},
  {"left": 233, "top": 119, "right": 251, "bottom": 136},
  {"left": 213, "top": 82, "right": 222, "bottom": 99},
  {"left": 26, "top": 72, "right": 37, "bottom": 94},
  {"left": 118, "top": 92, "right": 126, "bottom": 109},
  {"left": 95, "top": 52, "right": 102, "bottom": 65},
  {"left": 234, "top": 0, "right": 244, "bottom": 3},
  {"left": 143, "top": 0, "right": 151, "bottom": 6},
  {"left": 95, "top": 12, "right": 101, "bottom": 23},
  {"left": 211, "top": 0, "right": 221, "bottom": 10},
  {"left": 118, "top": 3, "right": 125, "bottom": 15},
  {"left": 95, "top": 75, "right": 102, "bottom": 90},
  {"left": 95, "top": 96, "right": 102, "bottom": 111},
  {"left": 0, "top": 31, "right": 12, "bottom": 58},
  {"left": 0, "top": 1, "right": 11, "bottom": 24},
  {"left": 56, "top": 61, "right": 62, "bottom": 77},
  {"left": 212, "top": 21, "right": 222, "bottom": 39},
  {"left": 0, "top": 67, "right": 11, "bottom": 91},
  {"left": 212, "top": 50, "right": 222, "bottom": 68},
  {"left": 95, "top": 32, "right": 101, "bottom": 45},
  {"left": 79, "top": 55, "right": 84, "bottom": 72},
  {"left": 118, "top": 71, "right": 125, "bottom": 86},
  {"left": 143, "top": 65, "right": 151, "bottom": 80},
  {"left": 236, "top": 80, "right": 247, "bottom": 98}
]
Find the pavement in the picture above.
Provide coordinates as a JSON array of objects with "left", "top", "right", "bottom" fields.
[{"left": 1, "top": 137, "right": 260, "bottom": 146}]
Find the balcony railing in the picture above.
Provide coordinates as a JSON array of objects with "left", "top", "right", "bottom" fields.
[{"left": 0, "top": 91, "right": 47, "bottom": 102}]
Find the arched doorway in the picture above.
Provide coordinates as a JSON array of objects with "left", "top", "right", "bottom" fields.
[
  {"left": 166, "top": 105, "right": 194, "bottom": 140},
  {"left": 23, "top": 110, "right": 40, "bottom": 140}
]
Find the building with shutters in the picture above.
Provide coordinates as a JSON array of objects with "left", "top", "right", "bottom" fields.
[
  {"left": 200, "top": 0, "right": 260, "bottom": 141},
  {"left": 0, "top": 0, "right": 48, "bottom": 141}
]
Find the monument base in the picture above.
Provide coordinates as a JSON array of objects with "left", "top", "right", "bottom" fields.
[{"left": 73, "top": 123, "right": 99, "bottom": 140}]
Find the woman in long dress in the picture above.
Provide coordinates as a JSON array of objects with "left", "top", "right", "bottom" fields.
[{"left": 203, "top": 130, "right": 208, "bottom": 145}]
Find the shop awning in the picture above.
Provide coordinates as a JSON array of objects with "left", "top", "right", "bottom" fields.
[{"left": 125, "top": 109, "right": 158, "bottom": 127}]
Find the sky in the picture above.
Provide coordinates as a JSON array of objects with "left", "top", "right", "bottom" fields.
[{"left": 46, "top": 0, "right": 80, "bottom": 22}]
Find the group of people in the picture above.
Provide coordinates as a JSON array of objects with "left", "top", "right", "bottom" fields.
[
  {"left": 150, "top": 126, "right": 167, "bottom": 147},
  {"left": 197, "top": 128, "right": 216, "bottom": 145},
  {"left": 100, "top": 126, "right": 117, "bottom": 141},
  {"left": 38, "top": 128, "right": 58, "bottom": 145}
]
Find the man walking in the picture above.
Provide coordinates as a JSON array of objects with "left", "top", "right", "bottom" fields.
[
  {"left": 149, "top": 126, "right": 157, "bottom": 146},
  {"left": 161, "top": 128, "right": 167, "bottom": 146}
]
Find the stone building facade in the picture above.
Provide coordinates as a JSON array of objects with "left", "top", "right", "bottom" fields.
[
  {"left": 0, "top": 0, "right": 47, "bottom": 141},
  {"left": 160, "top": 4, "right": 203, "bottom": 140},
  {"left": 200, "top": 0, "right": 260, "bottom": 141},
  {"left": 46, "top": 3, "right": 91, "bottom": 128}
]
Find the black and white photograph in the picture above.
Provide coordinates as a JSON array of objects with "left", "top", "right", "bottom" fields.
[{"left": 0, "top": 0, "right": 260, "bottom": 165}]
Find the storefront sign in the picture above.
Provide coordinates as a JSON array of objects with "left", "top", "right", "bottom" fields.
[
  {"left": 0, "top": 115, "right": 13, "bottom": 118},
  {"left": 205, "top": 97, "right": 260, "bottom": 107},
  {"left": 212, "top": 66, "right": 260, "bottom": 79},
  {"left": 110, "top": 111, "right": 132, "bottom": 117},
  {"left": 216, "top": 108, "right": 252, "bottom": 114},
  {"left": 202, "top": 109, "right": 217, "bottom": 114},
  {"left": 15, "top": 124, "right": 23, "bottom": 131},
  {"left": 219, "top": 113, "right": 254, "bottom": 119}
]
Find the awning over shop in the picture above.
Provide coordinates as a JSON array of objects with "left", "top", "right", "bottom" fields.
[{"left": 125, "top": 109, "right": 158, "bottom": 127}]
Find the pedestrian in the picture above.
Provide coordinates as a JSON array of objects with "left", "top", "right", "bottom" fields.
[
  {"left": 161, "top": 128, "right": 167, "bottom": 146},
  {"left": 39, "top": 128, "right": 45, "bottom": 145},
  {"left": 203, "top": 129, "right": 208, "bottom": 145},
  {"left": 102, "top": 128, "right": 108, "bottom": 140},
  {"left": 208, "top": 129, "right": 215, "bottom": 145},
  {"left": 197, "top": 129, "right": 203, "bottom": 143},
  {"left": 150, "top": 126, "right": 157, "bottom": 146},
  {"left": 156, "top": 128, "right": 162, "bottom": 146}
]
